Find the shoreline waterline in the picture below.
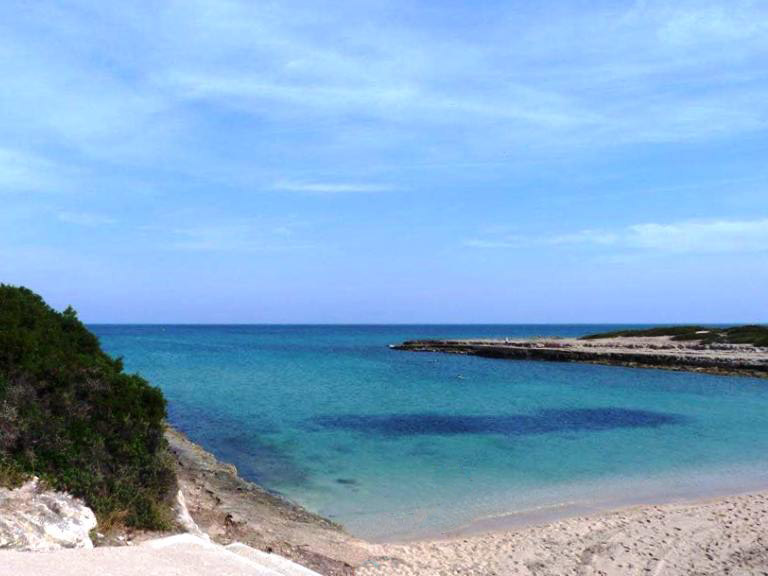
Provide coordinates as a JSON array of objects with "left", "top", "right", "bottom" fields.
[
  {"left": 358, "top": 489, "right": 768, "bottom": 575},
  {"left": 168, "top": 418, "right": 768, "bottom": 545},
  {"left": 442, "top": 474, "right": 768, "bottom": 541},
  {"left": 167, "top": 422, "right": 768, "bottom": 576},
  {"left": 353, "top": 463, "right": 768, "bottom": 543}
]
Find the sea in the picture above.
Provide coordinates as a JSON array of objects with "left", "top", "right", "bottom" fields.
[{"left": 92, "top": 324, "right": 768, "bottom": 541}]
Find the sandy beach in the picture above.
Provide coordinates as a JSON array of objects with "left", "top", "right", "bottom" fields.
[
  {"left": 4, "top": 425, "right": 768, "bottom": 576},
  {"left": 358, "top": 491, "right": 768, "bottom": 575},
  {"left": 167, "top": 427, "right": 768, "bottom": 575}
]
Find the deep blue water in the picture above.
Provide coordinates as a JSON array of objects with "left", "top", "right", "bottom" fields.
[{"left": 92, "top": 325, "right": 768, "bottom": 540}]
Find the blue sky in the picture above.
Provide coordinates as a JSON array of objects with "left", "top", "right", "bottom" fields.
[{"left": 1, "top": 0, "right": 767, "bottom": 323}]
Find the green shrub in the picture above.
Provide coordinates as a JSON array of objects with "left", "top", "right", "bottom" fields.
[
  {"left": 580, "top": 326, "right": 707, "bottom": 340},
  {"left": 581, "top": 324, "right": 768, "bottom": 346},
  {"left": 0, "top": 285, "right": 177, "bottom": 529}
]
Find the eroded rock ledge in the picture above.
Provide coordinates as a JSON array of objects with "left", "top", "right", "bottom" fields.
[
  {"left": 392, "top": 337, "right": 768, "bottom": 378},
  {"left": 165, "top": 427, "right": 369, "bottom": 576}
]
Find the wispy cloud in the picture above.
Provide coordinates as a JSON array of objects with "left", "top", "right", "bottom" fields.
[
  {"left": 58, "top": 211, "right": 116, "bottom": 227},
  {"left": 168, "top": 219, "right": 311, "bottom": 252},
  {"left": 465, "top": 230, "right": 618, "bottom": 249},
  {"left": 0, "top": 148, "right": 60, "bottom": 193},
  {"left": 2, "top": 0, "right": 768, "bottom": 190},
  {"left": 158, "top": 0, "right": 768, "bottom": 147},
  {"left": 466, "top": 218, "right": 768, "bottom": 254},
  {"left": 2, "top": 1, "right": 767, "bottom": 321},
  {"left": 273, "top": 180, "right": 394, "bottom": 194},
  {"left": 626, "top": 219, "right": 768, "bottom": 253}
]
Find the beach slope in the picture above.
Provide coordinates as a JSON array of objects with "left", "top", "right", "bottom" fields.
[{"left": 359, "top": 491, "right": 768, "bottom": 575}]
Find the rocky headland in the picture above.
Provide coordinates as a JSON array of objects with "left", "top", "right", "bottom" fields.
[{"left": 393, "top": 326, "right": 768, "bottom": 378}]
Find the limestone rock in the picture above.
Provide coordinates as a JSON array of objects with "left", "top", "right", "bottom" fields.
[
  {"left": 174, "top": 489, "right": 208, "bottom": 540},
  {"left": 0, "top": 478, "right": 97, "bottom": 551}
]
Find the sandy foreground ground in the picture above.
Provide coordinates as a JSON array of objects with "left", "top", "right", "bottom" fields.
[
  {"left": 4, "top": 491, "right": 768, "bottom": 576},
  {"left": 5, "top": 429, "right": 768, "bottom": 575},
  {"left": 357, "top": 491, "right": 768, "bottom": 576},
  {"left": 163, "top": 429, "right": 768, "bottom": 575},
  {"left": 7, "top": 431, "right": 768, "bottom": 576},
  {"left": 0, "top": 533, "right": 321, "bottom": 576},
  {"left": 144, "top": 429, "right": 768, "bottom": 576}
]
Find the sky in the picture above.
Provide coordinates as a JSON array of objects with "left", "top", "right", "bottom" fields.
[{"left": 1, "top": 0, "right": 767, "bottom": 323}]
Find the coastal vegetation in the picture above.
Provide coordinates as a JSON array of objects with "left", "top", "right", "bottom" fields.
[
  {"left": 0, "top": 285, "right": 177, "bottom": 529},
  {"left": 580, "top": 325, "right": 768, "bottom": 346}
]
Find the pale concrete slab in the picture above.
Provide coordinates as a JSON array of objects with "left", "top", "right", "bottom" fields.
[{"left": 0, "top": 534, "right": 323, "bottom": 576}]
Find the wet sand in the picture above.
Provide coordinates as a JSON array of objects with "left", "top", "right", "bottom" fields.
[
  {"left": 169, "top": 427, "right": 768, "bottom": 575},
  {"left": 358, "top": 491, "right": 768, "bottom": 575}
]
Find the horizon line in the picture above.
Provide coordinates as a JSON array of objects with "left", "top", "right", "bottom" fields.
[{"left": 85, "top": 321, "right": 763, "bottom": 327}]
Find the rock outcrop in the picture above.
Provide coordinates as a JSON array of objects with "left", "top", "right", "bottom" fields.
[
  {"left": 393, "top": 337, "right": 768, "bottom": 378},
  {"left": 166, "top": 428, "right": 369, "bottom": 575},
  {"left": 173, "top": 489, "right": 208, "bottom": 539},
  {"left": 0, "top": 478, "right": 97, "bottom": 551}
]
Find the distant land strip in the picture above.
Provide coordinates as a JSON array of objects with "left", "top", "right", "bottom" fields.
[{"left": 391, "top": 326, "right": 768, "bottom": 378}]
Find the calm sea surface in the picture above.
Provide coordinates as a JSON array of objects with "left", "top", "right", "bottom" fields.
[{"left": 93, "top": 325, "right": 768, "bottom": 540}]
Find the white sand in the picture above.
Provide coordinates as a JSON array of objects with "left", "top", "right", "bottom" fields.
[
  {"left": 4, "top": 490, "right": 768, "bottom": 575},
  {"left": 358, "top": 491, "right": 768, "bottom": 575}
]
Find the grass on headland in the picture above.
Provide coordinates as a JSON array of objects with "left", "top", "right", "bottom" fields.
[
  {"left": 0, "top": 285, "right": 177, "bottom": 530},
  {"left": 580, "top": 325, "right": 768, "bottom": 347}
]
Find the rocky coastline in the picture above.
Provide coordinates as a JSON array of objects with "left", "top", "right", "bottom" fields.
[
  {"left": 164, "top": 427, "right": 368, "bottom": 576},
  {"left": 5, "top": 425, "right": 768, "bottom": 575},
  {"left": 392, "top": 336, "right": 768, "bottom": 378},
  {"left": 0, "top": 426, "right": 367, "bottom": 575}
]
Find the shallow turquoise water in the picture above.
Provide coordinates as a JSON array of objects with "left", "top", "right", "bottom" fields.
[{"left": 93, "top": 325, "right": 768, "bottom": 540}]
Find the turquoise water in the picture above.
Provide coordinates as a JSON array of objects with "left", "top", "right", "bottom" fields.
[{"left": 93, "top": 325, "right": 768, "bottom": 540}]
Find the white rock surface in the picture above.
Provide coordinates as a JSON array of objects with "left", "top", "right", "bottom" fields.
[
  {"left": 226, "top": 542, "right": 321, "bottom": 576},
  {"left": 0, "top": 478, "right": 97, "bottom": 551},
  {"left": 0, "top": 533, "right": 324, "bottom": 576},
  {"left": 174, "top": 489, "right": 209, "bottom": 539}
]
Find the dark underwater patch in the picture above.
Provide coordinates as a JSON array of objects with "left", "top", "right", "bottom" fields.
[
  {"left": 336, "top": 477, "right": 358, "bottom": 485},
  {"left": 170, "top": 409, "right": 309, "bottom": 489},
  {"left": 310, "top": 408, "right": 685, "bottom": 438},
  {"left": 213, "top": 432, "right": 310, "bottom": 488},
  {"left": 167, "top": 394, "right": 314, "bottom": 489}
]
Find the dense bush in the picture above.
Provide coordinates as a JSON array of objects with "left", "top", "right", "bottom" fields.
[
  {"left": 581, "top": 324, "right": 768, "bottom": 346},
  {"left": 0, "top": 285, "right": 177, "bottom": 529}
]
